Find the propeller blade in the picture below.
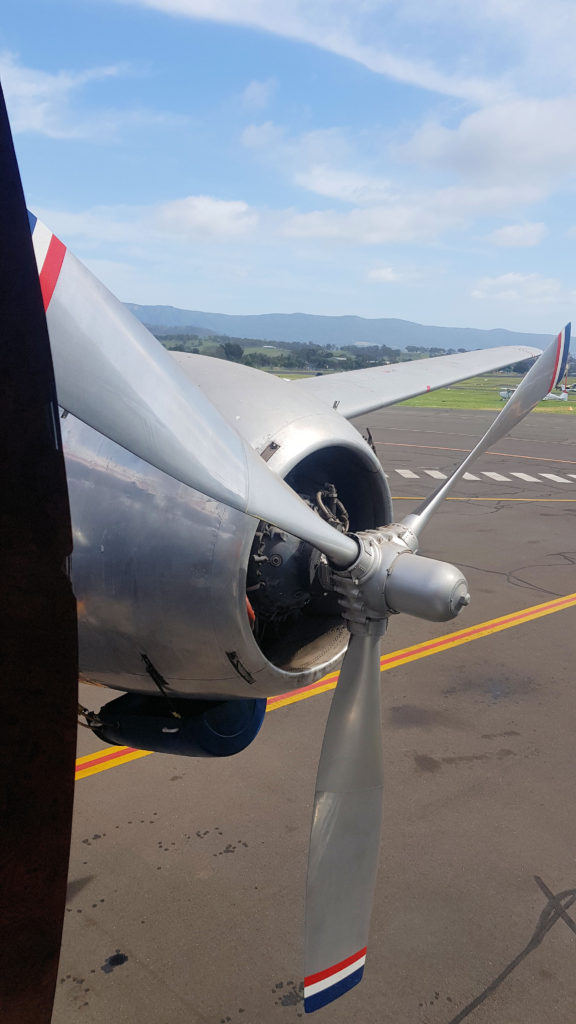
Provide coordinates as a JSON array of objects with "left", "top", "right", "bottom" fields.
[
  {"left": 0, "top": 84, "right": 78, "bottom": 1023},
  {"left": 29, "top": 218, "right": 356, "bottom": 567},
  {"left": 403, "top": 324, "right": 571, "bottom": 538},
  {"left": 304, "top": 628, "right": 384, "bottom": 1013}
]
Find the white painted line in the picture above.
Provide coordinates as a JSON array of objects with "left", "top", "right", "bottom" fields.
[
  {"left": 395, "top": 469, "right": 419, "bottom": 479},
  {"left": 568, "top": 475, "right": 576, "bottom": 481},
  {"left": 511, "top": 472, "right": 540, "bottom": 483},
  {"left": 482, "top": 472, "right": 510, "bottom": 482},
  {"left": 424, "top": 470, "right": 447, "bottom": 479},
  {"left": 540, "top": 473, "right": 571, "bottom": 483},
  {"left": 463, "top": 472, "right": 480, "bottom": 481}
]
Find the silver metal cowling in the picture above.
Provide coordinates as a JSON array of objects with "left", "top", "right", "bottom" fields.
[{"left": 62, "top": 364, "right": 391, "bottom": 700}]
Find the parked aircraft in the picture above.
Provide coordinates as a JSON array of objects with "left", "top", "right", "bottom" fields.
[
  {"left": 500, "top": 377, "right": 569, "bottom": 402},
  {"left": 542, "top": 380, "right": 568, "bottom": 401},
  {"left": 1, "top": 84, "right": 571, "bottom": 1020}
]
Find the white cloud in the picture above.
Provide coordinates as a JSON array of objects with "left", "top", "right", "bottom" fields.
[
  {"left": 36, "top": 195, "right": 259, "bottom": 247},
  {"left": 242, "top": 122, "right": 351, "bottom": 167},
  {"left": 431, "top": 184, "right": 544, "bottom": 214},
  {"left": 282, "top": 181, "right": 545, "bottom": 246},
  {"left": 240, "top": 78, "right": 276, "bottom": 110},
  {"left": 368, "top": 266, "right": 402, "bottom": 282},
  {"left": 35, "top": 206, "right": 143, "bottom": 244},
  {"left": 36, "top": 170, "right": 547, "bottom": 267},
  {"left": 472, "top": 272, "right": 572, "bottom": 303},
  {"left": 0, "top": 51, "right": 184, "bottom": 140},
  {"left": 478, "top": 0, "right": 576, "bottom": 92},
  {"left": 241, "top": 113, "right": 548, "bottom": 236},
  {"left": 34, "top": 194, "right": 259, "bottom": 252},
  {"left": 294, "top": 165, "right": 395, "bottom": 203},
  {"left": 397, "top": 98, "right": 576, "bottom": 187},
  {"left": 0, "top": 51, "right": 120, "bottom": 139},
  {"left": 487, "top": 222, "right": 548, "bottom": 247},
  {"left": 154, "top": 195, "right": 259, "bottom": 237},
  {"left": 107, "top": 0, "right": 576, "bottom": 114},
  {"left": 284, "top": 202, "right": 447, "bottom": 244},
  {"left": 241, "top": 120, "right": 286, "bottom": 151},
  {"left": 114, "top": 0, "right": 510, "bottom": 102}
]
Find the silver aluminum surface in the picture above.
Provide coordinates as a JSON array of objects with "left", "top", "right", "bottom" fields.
[
  {"left": 305, "top": 629, "right": 384, "bottom": 981},
  {"left": 403, "top": 328, "right": 569, "bottom": 538},
  {"left": 63, "top": 359, "right": 391, "bottom": 700},
  {"left": 47, "top": 250, "right": 356, "bottom": 566}
]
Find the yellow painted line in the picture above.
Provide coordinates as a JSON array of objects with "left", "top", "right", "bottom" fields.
[
  {"left": 76, "top": 592, "right": 576, "bottom": 778},
  {"left": 266, "top": 675, "right": 340, "bottom": 712},
  {"left": 266, "top": 592, "right": 576, "bottom": 711},
  {"left": 75, "top": 746, "right": 152, "bottom": 779}
]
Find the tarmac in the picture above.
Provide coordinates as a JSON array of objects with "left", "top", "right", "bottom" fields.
[{"left": 54, "top": 407, "right": 576, "bottom": 1024}]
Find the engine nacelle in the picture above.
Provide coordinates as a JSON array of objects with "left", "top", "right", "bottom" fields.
[
  {"left": 64, "top": 356, "right": 391, "bottom": 701},
  {"left": 92, "top": 693, "right": 267, "bottom": 757}
]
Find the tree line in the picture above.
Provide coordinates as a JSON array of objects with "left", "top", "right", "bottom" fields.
[{"left": 156, "top": 331, "right": 553, "bottom": 375}]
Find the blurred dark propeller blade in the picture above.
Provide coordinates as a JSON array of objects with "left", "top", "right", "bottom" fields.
[
  {"left": 33, "top": 231, "right": 356, "bottom": 567},
  {"left": 403, "top": 324, "right": 570, "bottom": 539},
  {"left": 0, "top": 84, "right": 78, "bottom": 1023},
  {"left": 304, "top": 628, "right": 384, "bottom": 1013}
]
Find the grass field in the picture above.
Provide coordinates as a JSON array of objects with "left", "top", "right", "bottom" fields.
[
  {"left": 399, "top": 374, "right": 576, "bottom": 413},
  {"left": 272, "top": 371, "right": 576, "bottom": 412},
  {"left": 171, "top": 344, "right": 576, "bottom": 412}
]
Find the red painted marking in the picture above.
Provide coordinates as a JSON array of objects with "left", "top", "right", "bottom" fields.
[
  {"left": 549, "top": 330, "right": 563, "bottom": 391},
  {"left": 39, "top": 235, "right": 66, "bottom": 311},
  {"left": 379, "top": 596, "right": 575, "bottom": 664},
  {"left": 305, "top": 947, "right": 367, "bottom": 987},
  {"left": 266, "top": 671, "right": 339, "bottom": 705},
  {"left": 76, "top": 747, "right": 138, "bottom": 772},
  {"left": 268, "top": 595, "right": 575, "bottom": 707}
]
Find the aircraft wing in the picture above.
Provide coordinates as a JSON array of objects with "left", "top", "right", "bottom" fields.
[{"left": 293, "top": 345, "right": 542, "bottom": 419}]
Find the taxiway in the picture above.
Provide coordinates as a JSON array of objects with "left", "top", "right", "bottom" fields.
[{"left": 54, "top": 407, "right": 576, "bottom": 1024}]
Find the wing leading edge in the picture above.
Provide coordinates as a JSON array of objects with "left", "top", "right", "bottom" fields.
[{"left": 295, "top": 345, "right": 543, "bottom": 419}]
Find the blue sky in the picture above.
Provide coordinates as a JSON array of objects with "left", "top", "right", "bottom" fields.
[{"left": 3, "top": 0, "right": 576, "bottom": 333}]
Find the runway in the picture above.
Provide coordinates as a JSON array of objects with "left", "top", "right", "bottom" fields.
[{"left": 55, "top": 407, "right": 576, "bottom": 1024}]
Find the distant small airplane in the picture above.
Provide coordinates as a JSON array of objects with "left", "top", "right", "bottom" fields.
[
  {"left": 542, "top": 378, "right": 569, "bottom": 401},
  {"left": 499, "top": 377, "right": 569, "bottom": 402}
]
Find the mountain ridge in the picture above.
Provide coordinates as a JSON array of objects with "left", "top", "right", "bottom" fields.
[{"left": 124, "top": 303, "right": 550, "bottom": 351}]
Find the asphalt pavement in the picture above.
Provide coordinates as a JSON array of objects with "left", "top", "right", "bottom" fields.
[{"left": 54, "top": 407, "right": 576, "bottom": 1024}]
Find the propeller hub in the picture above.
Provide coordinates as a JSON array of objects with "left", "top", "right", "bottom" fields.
[
  {"left": 385, "top": 551, "right": 470, "bottom": 621},
  {"left": 329, "top": 527, "right": 470, "bottom": 625}
]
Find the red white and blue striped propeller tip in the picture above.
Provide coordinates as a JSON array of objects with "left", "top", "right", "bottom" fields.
[
  {"left": 304, "top": 948, "right": 367, "bottom": 1013},
  {"left": 550, "top": 323, "right": 571, "bottom": 392}
]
